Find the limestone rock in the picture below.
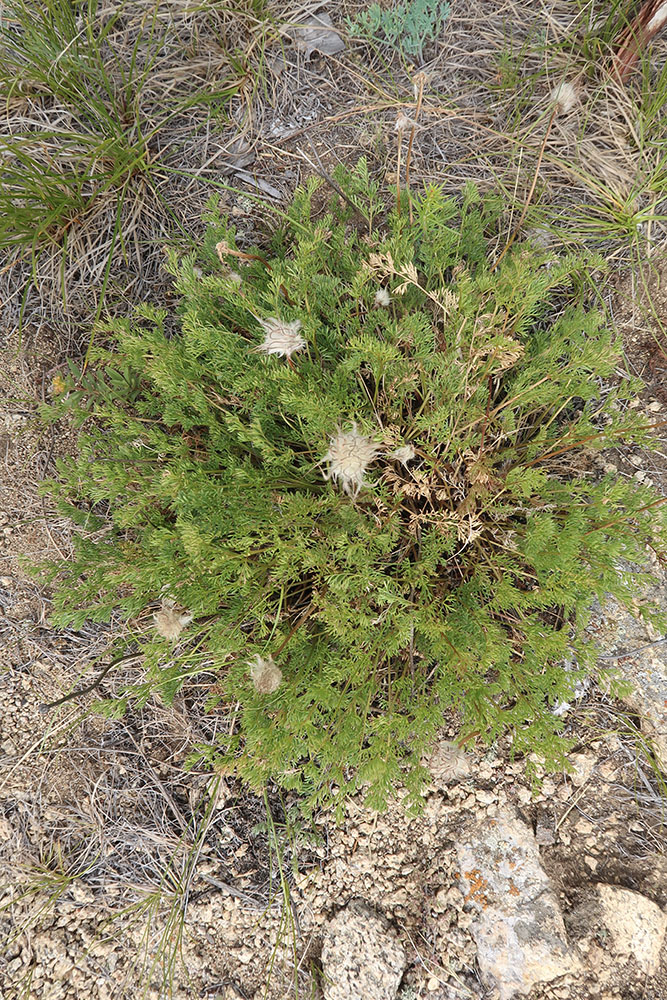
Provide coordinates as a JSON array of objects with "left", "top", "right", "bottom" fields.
[
  {"left": 321, "top": 899, "right": 406, "bottom": 1000},
  {"left": 591, "top": 571, "right": 667, "bottom": 770},
  {"left": 455, "top": 806, "right": 582, "bottom": 999},
  {"left": 597, "top": 884, "right": 667, "bottom": 975}
]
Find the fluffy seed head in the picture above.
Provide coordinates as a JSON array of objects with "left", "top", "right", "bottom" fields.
[
  {"left": 390, "top": 443, "right": 416, "bottom": 466},
  {"left": 256, "top": 317, "right": 306, "bottom": 359},
  {"left": 249, "top": 654, "right": 283, "bottom": 694},
  {"left": 154, "top": 598, "right": 192, "bottom": 641},
  {"left": 374, "top": 287, "right": 391, "bottom": 307},
  {"left": 394, "top": 110, "right": 415, "bottom": 133},
  {"left": 552, "top": 700, "right": 571, "bottom": 717},
  {"left": 321, "top": 423, "right": 381, "bottom": 496},
  {"left": 550, "top": 81, "right": 578, "bottom": 114}
]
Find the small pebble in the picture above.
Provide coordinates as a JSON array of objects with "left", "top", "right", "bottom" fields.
[{"left": 475, "top": 789, "right": 496, "bottom": 805}]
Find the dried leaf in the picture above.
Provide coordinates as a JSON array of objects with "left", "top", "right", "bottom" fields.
[
  {"left": 219, "top": 137, "right": 255, "bottom": 175},
  {"left": 291, "top": 12, "right": 346, "bottom": 60},
  {"left": 233, "top": 169, "right": 283, "bottom": 200}
]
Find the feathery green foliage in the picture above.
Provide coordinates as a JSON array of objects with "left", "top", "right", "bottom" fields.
[
  {"left": 41, "top": 162, "right": 667, "bottom": 816},
  {"left": 346, "top": 0, "right": 450, "bottom": 59}
]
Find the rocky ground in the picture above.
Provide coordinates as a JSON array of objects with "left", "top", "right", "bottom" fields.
[{"left": 2, "top": 2, "right": 667, "bottom": 998}]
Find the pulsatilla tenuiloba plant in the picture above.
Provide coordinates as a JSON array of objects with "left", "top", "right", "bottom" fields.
[{"left": 43, "top": 163, "right": 667, "bottom": 814}]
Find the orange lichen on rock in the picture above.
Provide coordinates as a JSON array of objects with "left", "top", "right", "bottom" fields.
[{"left": 464, "top": 868, "right": 490, "bottom": 910}]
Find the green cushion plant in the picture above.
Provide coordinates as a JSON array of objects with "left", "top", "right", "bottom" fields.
[
  {"left": 42, "top": 162, "right": 667, "bottom": 815},
  {"left": 345, "top": 0, "right": 451, "bottom": 60}
]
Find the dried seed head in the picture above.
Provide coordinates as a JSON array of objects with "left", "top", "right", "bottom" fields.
[
  {"left": 412, "top": 71, "right": 428, "bottom": 99},
  {"left": 394, "top": 110, "right": 415, "bottom": 133},
  {"left": 426, "top": 741, "right": 472, "bottom": 784},
  {"left": 154, "top": 598, "right": 192, "bottom": 641},
  {"left": 213, "top": 241, "right": 242, "bottom": 283},
  {"left": 256, "top": 317, "right": 306, "bottom": 359},
  {"left": 215, "top": 240, "right": 231, "bottom": 262},
  {"left": 550, "top": 81, "right": 578, "bottom": 114},
  {"left": 374, "top": 287, "right": 391, "bottom": 307},
  {"left": 249, "top": 654, "right": 283, "bottom": 694},
  {"left": 390, "top": 444, "right": 417, "bottom": 466},
  {"left": 321, "top": 423, "right": 381, "bottom": 496}
]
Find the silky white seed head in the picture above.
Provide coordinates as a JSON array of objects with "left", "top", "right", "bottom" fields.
[
  {"left": 374, "top": 287, "right": 391, "bottom": 307},
  {"left": 321, "top": 423, "right": 381, "bottom": 497},
  {"left": 249, "top": 654, "right": 283, "bottom": 694},
  {"left": 154, "top": 598, "right": 192, "bottom": 641},
  {"left": 256, "top": 317, "right": 306, "bottom": 359},
  {"left": 394, "top": 110, "right": 415, "bottom": 133},
  {"left": 391, "top": 444, "right": 417, "bottom": 466},
  {"left": 550, "top": 82, "right": 578, "bottom": 114}
]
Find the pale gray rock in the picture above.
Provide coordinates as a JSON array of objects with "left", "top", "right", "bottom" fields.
[
  {"left": 290, "top": 12, "right": 345, "bottom": 60},
  {"left": 455, "top": 806, "right": 582, "bottom": 999},
  {"left": 596, "top": 884, "right": 667, "bottom": 975},
  {"left": 321, "top": 899, "right": 406, "bottom": 1000},
  {"left": 534, "top": 811, "right": 556, "bottom": 846},
  {"left": 591, "top": 571, "right": 667, "bottom": 770}
]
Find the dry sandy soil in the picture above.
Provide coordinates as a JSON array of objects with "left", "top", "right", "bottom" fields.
[{"left": 2, "top": 2, "right": 667, "bottom": 998}]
